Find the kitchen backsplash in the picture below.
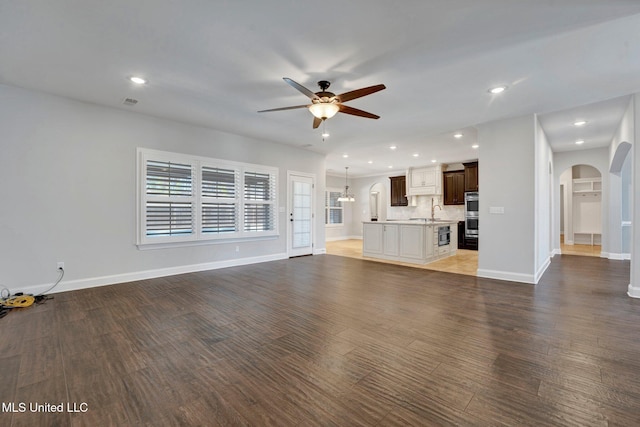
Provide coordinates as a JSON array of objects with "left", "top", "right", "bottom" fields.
[{"left": 388, "top": 196, "right": 464, "bottom": 221}]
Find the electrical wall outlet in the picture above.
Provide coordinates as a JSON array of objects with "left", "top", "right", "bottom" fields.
[
  {"left": 57, "top": 262, "right": 65, "bottom": 270},
  {"left": 235, "top": 246, "right": 240, "bottom": 252}
]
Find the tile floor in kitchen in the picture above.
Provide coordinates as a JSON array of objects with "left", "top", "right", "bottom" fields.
[{"left": 326, "top": 237, "right": 601, "bottom": 277}]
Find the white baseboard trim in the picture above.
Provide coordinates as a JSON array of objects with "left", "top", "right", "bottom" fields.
[
  {"left": 628, "top": 284, "right": 640, "bottom": 298},
  {"left": 551, "top": 248, "right": 562, "bottom": 257},
  {"left": 313, "top": 247, "right": 327, "bottom": 255},
  {"left": 602, "top": 252, "right": 631, "bottom": 260},
  {"left": 534, "top": 257, "right": 551, "bottom": 284},
  {"left": 477, "top": 257, "right": 549, "bottom": 285},
  {"left": 19, "top": 252, "right": 288, "bottom": 296},
  {"left": 476, "top": 269, "right": 536, "bottom": 284}
]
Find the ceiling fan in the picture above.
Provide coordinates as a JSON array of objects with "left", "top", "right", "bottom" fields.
[{"left": 258, "top": 78, "right": 386, "bottom": 128}]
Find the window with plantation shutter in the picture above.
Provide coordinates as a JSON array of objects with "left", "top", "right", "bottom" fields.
[
  {"left": 201, "top": 167, "right": 238, "bottom": 235},
  {"left": 146, "top": 201, "right": 193, "bottom": 236},
  {"left": 325, "top": 189, "right": 343, "bottom": 226},
  {"left": 244, "top": 171, "right": 276, "bottom": 232},
  {"left": 146, "top": 160, "right": 192, "bottom": 197},
  {"left": 144, "top": 160, "right": 194, "bottom": 238},
  {"left": 137, "top": 148, "right": 278, "bottom": 246}
]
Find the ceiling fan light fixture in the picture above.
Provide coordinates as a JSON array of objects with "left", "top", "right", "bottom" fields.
[{"left": 308, "top": 102, "right": 340, "bottom": 120}]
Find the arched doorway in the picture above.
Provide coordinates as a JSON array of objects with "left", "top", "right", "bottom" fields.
[
  {"left": 559, "top": 164, "right": 602, "bottom": 256},
  {"left": 369, "top": 182, "right": 386, "bottom": 221},
  {"left": 610, "top": 141, "right": 632, "bottom": 260}
]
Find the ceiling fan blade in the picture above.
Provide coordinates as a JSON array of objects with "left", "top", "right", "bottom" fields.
[
  {"left": 338, "top": 104, "right": 380, "bottom": 119},
  {"left": 283, "top": 78, "right": 319, "bottom": 100},
  {"left": 258, "top": 104, "right": 310, "bottom": 113},
  {"left": 336, "top": 84, "right": 386, "bottom": 103},
  {"left": 313, "top": 117, "right": 322, "bottom": 129}
]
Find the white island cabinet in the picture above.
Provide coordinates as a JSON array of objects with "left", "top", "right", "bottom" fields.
[
  {"left": 362, "top": 220, "right": 457, "bottom": 265},
  {"left": 363, "top": 223, "right": 401, "bottom": 256}
]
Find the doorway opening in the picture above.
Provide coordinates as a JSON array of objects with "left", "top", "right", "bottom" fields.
[{"left": 559, "top": 164, "right": 602, "bottom": 257}]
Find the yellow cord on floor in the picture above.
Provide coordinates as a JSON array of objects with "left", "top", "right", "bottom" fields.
[{"left": 1, "top": 295, "right": 35, "bottom": 308}]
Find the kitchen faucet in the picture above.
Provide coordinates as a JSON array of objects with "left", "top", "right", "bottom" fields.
[{"left": 431, "top": 198, "right": 442, "bottom": 221}]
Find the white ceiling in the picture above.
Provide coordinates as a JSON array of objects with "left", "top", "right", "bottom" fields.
[{"left": 2, "top": 1, "right": 640, "bottom": 176}]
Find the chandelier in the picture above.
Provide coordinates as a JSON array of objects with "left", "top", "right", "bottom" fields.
[{"left": 337, "top": 166, "right": 355, "bottom": 202}]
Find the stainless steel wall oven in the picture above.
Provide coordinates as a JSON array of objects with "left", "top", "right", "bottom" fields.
[{"left": 464, "top": 192, "right": 478, "bottom": 239}]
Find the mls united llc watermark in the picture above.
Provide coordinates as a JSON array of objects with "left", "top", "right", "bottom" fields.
[{"left": 2, "top": 402, "right": 88, "bottom": 413}]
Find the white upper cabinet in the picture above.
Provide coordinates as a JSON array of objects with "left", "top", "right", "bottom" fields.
[{"left": 407, "top": 165, "right": 442, "bottom": 195}]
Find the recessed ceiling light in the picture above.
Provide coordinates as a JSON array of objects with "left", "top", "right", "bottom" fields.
[
  {"left": 472, "top": 144, "right": 479, "bottom": 149},
  {"left": 431, "top": 159, "right": 437, "bottom": 163},
  {"left": 453, "top": 133, "right": 463, "bottom": 139},
  {"left": 575, "top": 140, "right": 585, "bottom": 145},
  {"left": 388, "top": 165, "right": 393, "bottom": 169},
  {"left": 573, "top": 120, "right": 587, "bottom": 127},
  {"left": 488, "top": 85, "right": 507, "bottom": 94},
  {"left": 367, "top": 160, "right": 373, "bottom": 164},
  {"left": 342, "top": 154, "right": 349, "bottom": 158},
  {"left": 130, "top": 76, "right": 147, "bottom": 85},
  {"left": 321, "top": 132, "right": 330, "bottom": 138},
  {"left": 389, "top": 145, "right": 397, "bottom": 150},
  {"left": 413, "top": 153, "right": 419, "bottom": 157}
]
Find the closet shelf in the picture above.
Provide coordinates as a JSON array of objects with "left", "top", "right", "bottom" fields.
[
  {"left": 570, "top": 176, "right": 601, "bottom": 247},
  {"left": 572, "top": 177, "right": 602, "bottom": 193}
]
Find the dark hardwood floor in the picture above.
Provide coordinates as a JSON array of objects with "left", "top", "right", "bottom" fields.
[{"left": 1, "top": 254, "right": 638, "bottom": 426}]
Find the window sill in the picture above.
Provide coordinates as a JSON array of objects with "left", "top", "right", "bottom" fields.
[{"left": 137, "top": 234, "right": 279, "bottom": 251}]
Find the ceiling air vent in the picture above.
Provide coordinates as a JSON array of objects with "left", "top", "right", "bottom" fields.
[{"left": 122, "top": 97, "right": 138, "bottom": 106}]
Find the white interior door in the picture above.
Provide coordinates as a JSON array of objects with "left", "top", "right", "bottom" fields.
[{"left": 288, "top": 173, "right": 314, "bottom": 257}]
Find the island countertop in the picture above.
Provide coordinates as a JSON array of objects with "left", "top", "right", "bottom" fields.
[{"left": 362, "top": 219, "right": 458, "bottom": 225}]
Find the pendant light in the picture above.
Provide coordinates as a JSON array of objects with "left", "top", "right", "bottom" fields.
[{"left": 337, "top": 167, "right": 355, "bottom": 202}]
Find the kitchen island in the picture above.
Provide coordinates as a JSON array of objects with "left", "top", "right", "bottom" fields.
[{"left": 362, "top": 220, "right": 458, "bottom": 265}]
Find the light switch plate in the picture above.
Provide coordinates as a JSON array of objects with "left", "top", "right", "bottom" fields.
[{"left": 489, "top": 206, "right": 505, "bottom": 214}]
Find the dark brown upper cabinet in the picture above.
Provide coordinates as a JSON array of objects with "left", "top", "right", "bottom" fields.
[
  {"left": 389, "top": 176, "right": 408, "bottom": 206},
  {"left": 463, "top": 161, "right": 479, "bottom": 192},
  {"left": 443, "top": 171, "right": 465, "bottom": 205}
]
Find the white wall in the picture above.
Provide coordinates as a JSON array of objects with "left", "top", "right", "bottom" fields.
[
  {"left": 628, "top": 93, "right": 640, "bottom": 298},
  {"left": 0, "top": 84, "right": 326, "bottom": 294},
  {"left": 476, "top": 114, "right": 538, "bottom": 283},
  {"left": 609, "top": 96, "right": 634, "bottom": 261},
  {"left": 610, "top": 96, "right": 634, "bottom": 167},
  {"left": 621, "top": 153, "right": 632, "bottom": 254},
  {"left": 559, "top": 168, "right": 573, "bottom": 241},
  {"left": 535, "top": 116, "right": 553, "bottom": 278}
]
